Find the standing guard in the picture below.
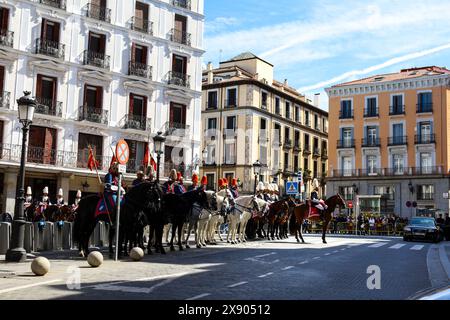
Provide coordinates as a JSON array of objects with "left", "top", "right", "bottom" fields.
[
  {"left": 56, "top": 188, "right": 65, "bottom": 206},
  {"left": 25, "top": 186, "right": 33, "bottom": 206},
  {"left": 74, "top": 190, "right": 82, "bottom": 207}
]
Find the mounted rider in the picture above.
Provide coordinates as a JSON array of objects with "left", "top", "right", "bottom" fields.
[
  {"left": 132, "top": 170, "right": 145, "bottom": 187},
  {"left": 102, "top": 161, "right": 125, "bottom": 215},
  {"left": 162, "top": 169, "right": 177, "bottom": 194},
  {"left": 40, "top": 186, "right": 51, "bottom": 207},
  {"left": 174, "top": 172, "right": 186, "bottom": 194},
  {"left": 309, "top": 178, "right": 327, "bottom": 219},
  {"left": 187, "top": 172, "right": 199, "bottom": 191},
  {"left": 56, "top": 188, "right": 65, "bottom": 206},
  {"left": 272, "top": 183, "right": 280, "bottom": 202},
  {"left": 256, "top": 181, "right": 265, "bottom": 199},
  {"left": 229, "top": 178, "right": 239, "bottom": 198}
]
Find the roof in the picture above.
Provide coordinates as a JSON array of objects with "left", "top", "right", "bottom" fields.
[
  {"left": 331, "top": 66, "right": 450, "bottom": 88},
  {"left": 220, "top": 51, "right": 274, "bottom": 67}
]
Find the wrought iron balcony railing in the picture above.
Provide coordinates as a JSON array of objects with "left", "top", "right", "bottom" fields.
[
  {"left": 339, "top": 110, "right": 353, "bottom": 119},
  {"left": 35, "top": 96, "right": 63, "bottom": 117},
  {"left": 225, "top": 99, "right": 237, "bottom": 108},
  {"left": 283, "top": 139, "right": 293, "bottom": 149},
  {"left": 122, "top": 114, "right": 151, "bottom": 131},
  {"left": 168, "top": 71, "right": 190, "bottom": 88},
  {"left": 78, "top": 106, "right": 108, "bottom": 125},
  {"left": 415, "top": 134, "right": 436, "bottom": 144},
  {"left": 27, "top": 146, "right": 57, "bottom": 165},
  {"left": 336, "top": 139, "right": 355, "bottom": 149},
  {"left": 364, "top": 107, "right": 379, "bottom": 118},
  {"left": 130, "top": 17, "right": 153, "bottom": 35},
  {"left": 164, "top": 121, "right": 190, "bottom": 136},
  {"left": 0, "top": 30, "right": 14, "bottom": 47},
  {"left": 35, "top": 38, "right": 65, "bottom": 59},
  {"left": 86, "top": 3, "right": 111, "bottom": 23},
  {"left": 169, "top": 28, "right": 191, "bottom": 46},
  {"left": 417, "top": 103, "right": 433, "bottom": 113},
  {"left": 303, "top": 145, "right": 311, "bottom": 155},
  {"left": 39, "top": 0, "right": 66, "bottom": 10},
  {"left": 0, "top": 91, "right": 10, "bottom": 109},
  {"left": 361, "top": 138, "right": 381, "bottom": 147},
  {"left": 389, "top": 105, "right": 405, "bottom": 115},
  {"left": 83, "top": 50, "right": 110, "bottom": 70},
  {"left": 313, "top": 147, "right": 321, "bottom": 157},
  {"left": 388, "top": 136, "right": 407, "bottom": 146},
  {"left": 128, "top": 61, "right": 152, "bottom": 79},
  {"left": 172, "top": 0, "right": 191, "bottom": 10}
]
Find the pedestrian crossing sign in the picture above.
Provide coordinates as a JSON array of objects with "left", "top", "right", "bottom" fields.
[{"left": 286, "top": 182, "right": 299, "bottom": 195}]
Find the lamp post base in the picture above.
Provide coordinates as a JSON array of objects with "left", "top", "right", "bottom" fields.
[{"left": 5, "top": 248, "right": 27, "bottom": 262}]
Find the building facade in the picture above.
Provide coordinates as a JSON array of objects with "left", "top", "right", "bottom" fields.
[
  {"left": 200, "top": 53, "right": 328, "bottom": 196},
  {"left": 0, "top": 0, "right": 204, "bottom": 213},
  {"left": 325, "top": 66, "right": 450, "bottom": 217}
]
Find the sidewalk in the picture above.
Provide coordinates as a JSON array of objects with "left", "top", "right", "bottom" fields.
[{"left": 439, "top": 242, "right": 450, "bottom": 280}]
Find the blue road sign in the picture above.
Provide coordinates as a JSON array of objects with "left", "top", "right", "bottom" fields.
[{"left": 286, "top": 181, "right": 299, "bottom": 195}]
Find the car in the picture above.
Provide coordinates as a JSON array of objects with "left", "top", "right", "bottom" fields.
[
  {"left": 403, "top": 217, "right": 444, "bottom": 243},
  {"left": 410, "top": 285, "right": 450, "bottom": 300}
]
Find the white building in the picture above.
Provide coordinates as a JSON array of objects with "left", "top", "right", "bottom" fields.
[{"left": 0, "top": 0, "right": 204, "bottom": 213}]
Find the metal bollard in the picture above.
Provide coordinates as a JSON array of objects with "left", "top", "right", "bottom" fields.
[
  {"left": 33, "top": 221, "right": 54, "bottom": 251},
  {"left": 0, "top": 222, "right": 11, "bottom": 254},
  {"left": 24, "top": 222, "right": 33, "bottom": 253},
  {"left": 54, "top": 221, "right": 72, "bottom": 250},
  {"left": 89, "top": 221, "right": 104, "bottom": 248}
]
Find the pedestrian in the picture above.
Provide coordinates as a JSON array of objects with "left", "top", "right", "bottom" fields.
[
  {"left": 436, "top": 214, "right": 445, "bottom": 225},
  {"left": 132, "top": 170, "right": 145, "bottom": 187}
]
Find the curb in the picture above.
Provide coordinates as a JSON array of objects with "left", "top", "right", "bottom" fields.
[{"left": 438, "top": 243, "right": 450, "bottom": 280}]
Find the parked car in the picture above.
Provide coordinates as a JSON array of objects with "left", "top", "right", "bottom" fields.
[
  {"left": 411, "top": 285, "right": 450, "bottom": 300},
  {"left": 403, "top": 217, "right": 444, "bottom": 243}
]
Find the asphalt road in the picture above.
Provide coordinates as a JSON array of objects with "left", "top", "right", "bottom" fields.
[{"left": 0, "top": 235, "right": 438, "bottom": 300}]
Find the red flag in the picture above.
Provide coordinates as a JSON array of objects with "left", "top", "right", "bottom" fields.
[
  {"left": 143, "top": 143, "right": 149, "bottom": 168},
  {"left": 87, "top": 147, "right": 97, "bottom": 171},
  {"left": 143, "top": 143, "right": 157, "bottom": 171},
  {"left": 110, "top": 153, "right": 117, "bottom": 168},
  {"left": 150, "top": 153, "right": 157, "bottom": 172}
]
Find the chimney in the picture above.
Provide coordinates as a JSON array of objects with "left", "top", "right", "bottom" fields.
[
  {"left": 207, "top": 62, "right": 213, "bottom": 84},
  {"left": 284, "top": 79, "right": 288, "bottom": 87},
  {"left": 314, "top": 93, "right": 320, "bottom": 107}
]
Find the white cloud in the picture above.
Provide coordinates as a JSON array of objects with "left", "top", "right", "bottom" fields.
[
  {"left": 205, "top": 16, "right": 239, "bottom": 34},
  {"left": 297, "top": 42, "right": 450, "bottom": 93}
]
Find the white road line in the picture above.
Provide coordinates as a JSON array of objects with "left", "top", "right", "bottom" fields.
[
  {"left": 389, "top": 243, "right": 406, "bottom": 249},
  {"left": 228, "top": 281, "right": 248, "bottom": 288},
  {"left": 369, "top": 243, "right": 388, "bottom": 248},
  {"left": 298, "top": 261, "right": 309, "bottom": 265},
  {"left": 410, "top": 245, "right": 424, "bottom": 251},
  {"left": 282, "top": 266, "right": 294, "bottom": 270},
  {"left": 333, "top": 250, "right": 339, "bottom": 253},
  {"left": 258, "top": 272, "right": 274, "bottom": 278},
  {"left": 0, "top": 279, "right": 62, "bottom": 294},
  {"left": 254, "top": 252, "right": 276, "bottom": 259},
  {"left": 324, "top": 253, "right": 331, "bottom": 256},
  {"left": 313, "top": 256, "right": 321, "bottom": 260},
  {"left": 186, "top": 293, "right": 211, "bottom": 300},
  {"left": 340, "top": 248, "right": 346, "bottom": 251}
]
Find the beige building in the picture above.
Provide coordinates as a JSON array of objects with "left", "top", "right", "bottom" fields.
[{"left": 200, "top": 53, "right": 329, "bottom": 196}]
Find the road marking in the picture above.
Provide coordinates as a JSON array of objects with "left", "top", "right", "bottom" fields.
[
  {"left": 258, "top": 272, "right": 274, "bottom": 278},
  {"left": 389, "top": 243, "right": 406, "bottom": 249},
  {"left": 324, "top": 253, "right": 331, "bottom": 256},
  {"left": 410, "top": 245, "right": 424, "bottom": 251},
  {"left": 333, "top": 250, "right": 339, "bottom": 253},
  {"left": 228, "top": 281, "right": 248, "bottom": 288},
  {"left": 186, "top": 293, "right": 211, "bottom": 300},
  {"left": 298, "top": 261, "right": 309, "bottom": 265},
  {"left": 313, "top": 256, "right": 321, "bottom": 260},
  {"left": 282, "top": 266, "right": 294, "bottom": 270},
  {"left": 340, "top": 248, "right": 347, "bottom": 251},
  {"left": 0, "top": 279, "right": 62, "bottom": 294},
  {"left": 253, "top": 252, "right": 276, "bottom": 259},
  {"left": 369, "top": 243, "right": 388, "bottom": 248}
]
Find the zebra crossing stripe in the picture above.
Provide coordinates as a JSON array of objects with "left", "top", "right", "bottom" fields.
[
  {"left": 369, "top": 242, "right": 388, "bottom": 248},
  {"left": 389, "top": 243, "right": 406, "bottom": 249},
  {"left": 410, "top": 245, "right": 424, "bottom": 251}
]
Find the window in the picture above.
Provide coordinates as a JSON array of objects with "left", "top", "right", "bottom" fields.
[
  {"left": 169, "top": 102, "right": 186, "bottom": 127},
  {"left": 341, "top": 128, "right": 353, "bottom": 147},
  {"left": 275, "top": 97, "right": 280, "bottom": 114},
  {"left": 206, "top": 174, "right": 215, "bottom": 191},
  {"left": 131, "top": 43, "right": 147, "bottom": 64},
  {"left": 28, "top": 126, "right": 57, "bottom": 165},
  {"left": 125, "top": 139, "right": 146, "bottom": 172},
  {"left": 207, "top": 91, "right": 217, "bottom": 109},
  {"left": 207, "top": 118, "right": 217, "bottom": 130},
  {"left": 285, "top": 101, "right": 290, "bottom": 119},
  {"left": 294, "top": 131, "right": 300, "bottom": 148},
  {"left": 226, "top": 116, "right": 236, "bottom": 131},
  {"left": 261, "top": 91, "right": 268, "bottom": 108},
  {"left": 173, "top": 14, "right": 188, "bottom": 45},
  {"left": 88, "top": 32, "right": 106, "bottom": 54},
  {"left": 366, "top": 97, "right": 378, "bottom": 116},
  {"left": 340, "top": 100, "right": 352, "bottom": 119},
  {"left": 374, "top": 186, "right": 395, "bottom": 200},
  {"left": 224, "top": 141, "right": 236, "bottom": 164},
  {"left": 304, "top": 134, "right": 310, "bottom": 149},
  {"left": 418, "top": 92, "right": 432, "bottom": 112},
  {"left": 226, "top": 88, "right": 237, "bottom": 107},
  {"left": 314, "top": 114, "right": 319, "bottom": 129},
  {"left": 128, "top": 94, "right": 148, "bottom": 130},
  {"left": 294, "top": 155, "right": 299, "bottom": 172},
  {"left": 284, "top": 127, "right": 290, "bottom": 144},
  {"left": 304, "top": 110, "right": 310, "bottom": 126},
  {"left": 393, "top": 154, "right": 404, "bottom": 174},
  {"left": 284, "top": 152, "right": 289, "bottom": 170},
  {"left": 392, "top": 123, "right": 403, "bottom": 144},
  {"left": 339, "top": 186, "right": 354, "bottom": 200},
  {"left": 313, "top": 161, "right": 318, "bottom": 178},
  {"left": 274, "top": 123, "right": 281, "bottom": 145},
  {"left": 321, "top": 162, "right": 326, "bottom": 176},
  {"left": 366, "top": 126, "right": 377, "bottom": 145},
  {"left": 420, "top": 153, "right": 432, "bottom": 174},
  {"left": 84, "top": 85, "right": 103, "bottom": 108},
  {"left": 0, "top": 7, "right": 9, "bottom": 32},
  {"left": 418, "top": 185, "right": 434, "bottom": 200},
  {"left": 36, "top": 74, "right": 57, "bottom": 111},
  {"left": 205, "top": 143, "right": 216, "bottom": 165},
  {"left": 342, "top": 156, "right": 353, "bottom": 176},
  {"left": 391, "top": 95, "right": 403, "bottom": 114},
  {"left": 303, "top": 158, "right": 308, "bottom": 172},
  {"left": 172, "top": 54, "right": 187, "bottom": 75},
  {"left": 78, "top": 133, "right": 103, "bottom": 169},
  {"left": 295, "top": 106, "right": 300, "bottom": 122},
  {"left": 134, "top": 1, "right": 150, "bottom": 32},
  {"left": 418, "top": 122, "right": 432, "bottom": 143},
  {"left": 366, "top": 155, "right": 377, "bottom": 174}
]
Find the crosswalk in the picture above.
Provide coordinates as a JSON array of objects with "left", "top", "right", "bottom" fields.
[{"left": 365, "top": 242, "right": 426, "bottom": 251}]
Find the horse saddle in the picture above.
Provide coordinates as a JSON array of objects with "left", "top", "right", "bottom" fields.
[
  {"left": 95, "top": 193, "right": 124, "bottom": 218},
  {"left": 308, "top": 206, "right": 322, "bottom": 219}
]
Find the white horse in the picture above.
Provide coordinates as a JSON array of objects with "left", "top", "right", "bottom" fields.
[
  {"left": 206, "top": 190, "right": 231, "bottom": 244},
  {"left": 185, "top": 190, "right": 217, "bottom": 248}
]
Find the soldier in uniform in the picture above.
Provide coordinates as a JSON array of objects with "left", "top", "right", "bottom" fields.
[
  {"left": 74, "top": 190, "right": 82, "bottom": 207},
  {"left": 41, "top": 186, "right": 52, "bottom": 206},
  {"left": 162, "top": 169, "right": 177, "bottom": 194},
  {"left": 188, "top": 172, "right": 199, "bottom": 191},
  {"left": 230, "top": 178, "right": 239, "bottom": 198},
  {"left": 174, "top": 172, "right": 186, "bottom": 194},
  {"left": 132, "top": 170, "right": 145, "bottom": 187},
  {"left": 56, "top": 188, "right": 65, "bottom": 206},
  {"left": 103, "top": 162, "right": 123, "bottom": 214},
  {"left": 201, "top": 176, "right": 208, "bottom": 190},
  {"left": 25, "top": 186, "right": 33, "bottom": 206},
  {"left": 256, "top": 181, "right": 265, "bottom": 199},
  {"left": 310, "top": 178, "right": 327, "bottom": 219},
  {"left": 272, "top": 183, "right": 280, "bottom": 202}
]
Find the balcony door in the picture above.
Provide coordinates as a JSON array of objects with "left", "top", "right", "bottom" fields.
[
  {"left": 169, "top": 102, "right": 186, "bottom": 127},
  {"left": 174, "top": 14, "right": 187, "bottom": 33},
  {"left": 125, "top": 139, "right": 146, "bottom": 172},
  {"left": 0, "top": 7, "right": 9, "bottom": 33},
  {"left": 78, "top": 133, "right": 103, "bottom": 168},
  {"left": 88, "top": 32, "right": 106, "bottom": 54},
  {"left": 172, "top": 54, "right": 187, "bottom": 75},
  {"left": 36, "top": 74, "right": 57, "bottom": 109},
  {"left": 420, "top": 153, "right": 432, "bottom": 174},
  {"left": 419, "top": 122, "right": 432, "bottom": 142},
  {"left": 129, "top": 93, "right": 147, "bottom": 119},
  {"left": 342, "top": 157, "right": 352, "bottom": 177},
  {"left": 131, "top": 43, "right": 147, "bottom": 64},
  {"left": 0, "top": 65, "right": 4, "bottom": 93},
  {"left": 28, "top": 126, "right": 57, "bottom": 164},
  {"left": 393, "top": 123, "right": 403, "bottom": 144},
  {"left": 84, "top": 85, "right": 102, "bottom": 108},
  {"left": 135, "top": 1, "right": 149, "bottom": 27},
  {"left": 41, "top": 19, "right": 60, "bottom": 43}
]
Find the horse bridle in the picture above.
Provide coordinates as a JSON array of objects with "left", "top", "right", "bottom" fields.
[{"left": 234, "top": 198, "right": 260, "bottom": 214}]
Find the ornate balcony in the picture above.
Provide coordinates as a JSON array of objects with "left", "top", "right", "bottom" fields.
[
  {"left": 39, "top": 0, "right": 66, "bottom": 10},
  {"left": 128, "top": 61, "right": 152, "bottom": 79},
  {"left": 35, "top": 38, "right": 65, "bottom": 59},
  {"left": 169, "top": 28, "right": 191, "bottom": 46},
  {"left": 417, "top": 103, "right": 433, "bottom": 113},
  {"left": 122, "top": 114, "right": 151, "bottom": 131},
  {"left": 164, "top": 121, "right": 190, "bottom": 136},
  {"left": 388, "top": 136, "right": 407, "bottom": 146},
  {"left": 389, "top": 105, "right": 405, "bottom": 115},
  {"left": 415, "top": 134, "right": 436, "bottom": 144},
  {"left": 167, "top": 71, "right": 190, "bottom": 88},
  {"left": 293, "top": 143, "right": 301, "bottom": 153},
  {"left": 130, "top": 17, "right": 153, "bottom": 35},
  {"left": 0, "top": 30, "right": 14, "bottom": 47},
  {"left": 336, "top": 139, "right": 355, "bottom": 149},
  {"left": 0, "top": 91, "right": 10, "bottom": 109},
  {"left": 83, "top": 50, "right": 110, "bottom": 70},
  {"left": 172, "top": 0, "right": 191, "bottom": 10},
  {"left": 86, "top": 3, "right": 111, "bottom": 23},
  {"left": 35, "top": 97, "right": 63, "bottom": 117},
  {"left": 283, "top": 139, "right": 293, "bottom": 150},
  {"left": 303, "top": 145, "right": 311, "bottom": 155},
  {"left": 313, "top": 147, "right": 321, "bottom": 158},
  {"left": 78, "top": 106, "right": 108, "bottom": 125},
  {"left": 361, "top": 138, "right": 381, "bottom": 147}
]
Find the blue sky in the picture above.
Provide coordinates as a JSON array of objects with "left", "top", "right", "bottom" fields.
[{"left": 203, "top": 0, "right": 450, "bottom": 110}]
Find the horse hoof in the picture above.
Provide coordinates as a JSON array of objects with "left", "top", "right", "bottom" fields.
[
  {"left": 196, "top": 244, "right": 201, "bottom": 248},
  {"left": 185, "top": 245, "right": 190, "bottom": 249}
]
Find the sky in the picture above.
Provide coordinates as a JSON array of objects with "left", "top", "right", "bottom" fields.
[{"left": 203, "top": 0, "right": 450, "bottom": 110}]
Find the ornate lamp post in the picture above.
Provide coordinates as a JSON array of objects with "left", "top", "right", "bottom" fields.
[
  {"left": 6, "top": 92, "right": 36, "bottom": 262},
  {"left": 152, "top": 131, "right": 165, "bottom": 182},
  {"left": 253, "top": 160, "right": 262, "bottom": 195}
]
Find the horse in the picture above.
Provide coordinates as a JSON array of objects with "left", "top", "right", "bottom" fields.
[
  {"left": 289, "top": 194, "right": 346, "bottom": 244},
  {"left": 184, "top": 190, "right": 218, "bottom": 248},
  {"left": 266, "top": 199, "right": 290, "bottom": 240},
  {"left": 163, "top": 188, "right": 208, "bottom": 251},
  {"left": 73, "top": 182, "right": 162, "bottom": 258},
  {"left": 206, "top": 191, "right": 231, "bottom": 244}
]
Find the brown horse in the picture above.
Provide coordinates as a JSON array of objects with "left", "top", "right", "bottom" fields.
[
  {"left": 266, "top": 200, "right": 290, "bottom": 240},
  {"left": 290, "top": 194, "right": 346, "bottom": 244}
]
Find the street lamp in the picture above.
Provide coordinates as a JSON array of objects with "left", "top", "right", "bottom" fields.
[
  {"left": 152, "top": 131, "right": 165, "bottom": 182},
  {"left": 6, "top": 91, "right": 36, "bottom": 262},
  {"left": 253, "top": 160, "right": 262, "bottom": 195}
]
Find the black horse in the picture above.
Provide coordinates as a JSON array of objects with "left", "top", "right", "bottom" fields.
[
  {"left": 73, "top": 182, "right": 163, "bottom": 258},
  {"left": 163, "top": 188, "right": 208, "bottom": 252}
]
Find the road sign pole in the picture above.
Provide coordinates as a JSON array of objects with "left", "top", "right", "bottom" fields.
[{"left": 114, "top": 172, "right": 122, "bottom": 262}]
